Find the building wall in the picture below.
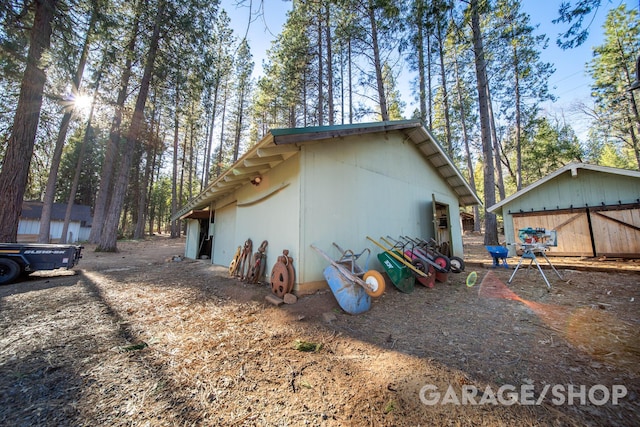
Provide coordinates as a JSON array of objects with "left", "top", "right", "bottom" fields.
[
  {"left": 193, "top": 131, "right": 465, "bottom": 293},
  {"left": 501, "top": 169, "right": 640, "bottom": 254},
  {"left": 211, "top": 201, "right": 237, "bottom": 266},
  {"left": 210, "top": 154, "right": 301, "bottom": 277},
  {"left": 78, "top": 226, "right": 91, "bottom": 242},
  {"left": 17, "top": 219, "right": 84, "bottom": 243},
  {"left": 298, "top": 132, "right": 462, "bottom": 289},
  {"left": 185, "top": 219, "right": 200, "bottom": 259}
]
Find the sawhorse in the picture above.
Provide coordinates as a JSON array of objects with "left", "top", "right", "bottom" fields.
[{"left": 507, "top": 244, "right": 563, "bottom": 289}]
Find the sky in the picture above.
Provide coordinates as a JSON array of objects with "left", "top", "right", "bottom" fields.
[{"left": 219, "top": 0, "right": 631, "bottom": 139}]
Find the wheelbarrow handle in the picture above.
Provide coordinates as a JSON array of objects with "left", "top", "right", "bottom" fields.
[
  {"left": 333, "top": 243, "right": 371, "bottom": 266},
  {"left": 380, "top": 236, "right": 407, "bottom": 252},
  {"left": 366, "top": 236, "right": 429, "bottom": 278},
  {"left": 310, "top": 244, "right": 375, "bottom": 293}
]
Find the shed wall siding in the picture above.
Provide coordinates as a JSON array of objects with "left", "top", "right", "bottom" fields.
[
  {"left": 185, "top": 219, "right": 199, "bottom": 259},
  {"left": 78, "top": 227, "right": 91, "bottom": 242},
  {"left": 503, "top": 170, "right": 639, "bottom": 215},
  {"left": 17, "top": 220, "right": 82, "bottom": 243},
  {"left": 192, "top": 130, "right": 469, "bottom": 290},
  {"left": 211, "top": 155, "right": 301, "bottom": 274},
  {"left": 212, "top": 202, "right": 237, "bottom": 266}
]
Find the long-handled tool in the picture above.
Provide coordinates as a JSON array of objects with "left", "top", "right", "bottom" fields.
[
  {"left": 366, "top": 236, "right": 431, "bottom": 278},
  {"left": 311, "top": 244, "right": 385, "bottom": 297},
  {"left": 311, "top": 243, "right": 386, "bottom": 315}
]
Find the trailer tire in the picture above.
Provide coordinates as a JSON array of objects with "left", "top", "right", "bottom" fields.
[{"left": 0, "top": 258, "right": 21, "bottom": 285}]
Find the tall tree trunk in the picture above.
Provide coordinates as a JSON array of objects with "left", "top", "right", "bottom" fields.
[
  {"left": 436, "top": 19, "right": 452, "bottom": 156},
  {"left": 340, "top": 46, "right": 345, "bottom": 124},
  {"left": 0, "top": 0, "right": 58, "bottom": 242},
  {"left": 171, "top": 77, "right": 181, "bottom": 238},
  {"left": 146, "top": 114, "right": 161, "bottom": 236},
  {"left": 470, "top": 0, "right": 498, "bottom": 246},
  {"left": 317, "top": 5, "right": 324, "bottom": 126},
  {"left": 453, "top": 48, "right": 481, "bottom": 232},
  {"left": 60, "top": 75, "right": 101, "bottom": 243},
  {"left": 134, "top": 100, "right": 159, "bottom": 239},
  {"left": 188, "top": 102, "right": 196, "bottom": 200},
  {"left": 367, "top": 0, "right": 388, "bottom": 121},
  {"left": 38, "top": 6, "right": 96, "bottom": 243},
  {"left": 201, "top": 109, "right": 212, "bottom": 189},
  {"left": 513, "top": 44, "right": 523, "bottom": 190},
  {"left": 133, "top": 148, "right": 152, "bottom": 239},
  {"left": 487, "top": 85, "right": 506, "bottom": 201},
  {"left": 348, "top": 38, "right": 353, "bottom": 124},
  {"left": 96, "top": 0, "right": 166, "bottom": 251},
  {"left": 233, "top": 90, "right": 247, "bottom": 162},
  {"left": 89, "top": 2, "right": 141, "bottom": 243},
  {"left": 130, "top": 141, "right": 143, "bottom": 232},
  {"left": 178, "top": 124, "right": 187, "bottom": 232},
  {"left": 219, "top": 78, "right": 230, "bottom": 164},
  {"left": 427, "top": 30, "right": 433, "bottom": 129},
  {"left": 203, "top": 82, "right": 220, "bottom": 186},
  {"left": 416, "top": 0, "right": 427, "bottom": 123},
  {"left": 325, "top": 3, "right": 334, "bottom": 125}
]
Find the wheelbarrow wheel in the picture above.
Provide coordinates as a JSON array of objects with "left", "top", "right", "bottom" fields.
[
  {"left": 449, "top": 256, "right": 465, "bottom": 273},
  {"left": 433, "top": 256, "right": 450, "bottom": 273},
  {"left": 411, "top": 258, "right": 426, "bottom": 273},
  {"left": 363, "top": 270, "right": 386, "bottom": 297}
]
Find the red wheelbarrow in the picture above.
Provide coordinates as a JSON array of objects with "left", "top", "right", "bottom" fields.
[{"left": 366, "top": 236, "right": 434, "bottom": 293}]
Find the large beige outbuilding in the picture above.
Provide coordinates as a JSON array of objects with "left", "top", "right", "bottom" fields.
[{"left": 173, "top": 120, "right": 481, "bottom": 294}]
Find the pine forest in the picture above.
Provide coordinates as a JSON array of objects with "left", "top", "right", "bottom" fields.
[{"left": 0, "top": 0, "right": 638, "bottom": 249}]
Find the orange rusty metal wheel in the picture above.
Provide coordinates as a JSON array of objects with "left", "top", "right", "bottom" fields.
[
  {"left": 363, "top": 270, "right": 386, "bottom": 297},
  {"left": 283, "top": 250, "right": 295, "bottom": 294},
  {"left": 229, "top": 246, "right": 241, "bottom": 276},
  {"left": 270, "top": 257, "right": 289, "bottom": 298}
]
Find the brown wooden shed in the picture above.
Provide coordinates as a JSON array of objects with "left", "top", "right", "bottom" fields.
[{"left": 488, "top": 163, "right": 640, "bottom": 258}]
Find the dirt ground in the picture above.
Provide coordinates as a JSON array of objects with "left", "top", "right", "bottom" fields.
[{"left": 1, "top": 235, "right": 638, "bottom": 426}]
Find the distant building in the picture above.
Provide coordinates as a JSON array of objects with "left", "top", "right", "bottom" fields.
[
  {"left": 18, "top": 201, "right": 93, "bottom": 243},
  {"left": 488, "top": 163, "right": 640, "bottom": 258},
  {"left": 460, "top": 212, "right": 475, "bottom": 233}
]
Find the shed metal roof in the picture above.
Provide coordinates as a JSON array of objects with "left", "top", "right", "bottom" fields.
[
  {"left": 21, "top": 201, "right": 93, "bottom": 225},
  {"left": 488, "top": 162, "right": 640, "bottom": 214},
  {"left": 173, "top": 120, "right": 481, "bottom": 221}
]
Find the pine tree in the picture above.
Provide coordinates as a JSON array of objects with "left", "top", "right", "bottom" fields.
[
  {"left": 0, "top": 0, "right": 59, "bottom": 242},
  {"left": 587, "top": 4, "right": 640, "bottom": 169},
  {"left": 469, "top": 0, "right": 498, "bottom": 246}
]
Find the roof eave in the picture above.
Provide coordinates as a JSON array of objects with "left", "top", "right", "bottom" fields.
[
  {"left": 487, "top": 162, "right": 640, "bottom": 213},
  {"left": 404, "top": 125, "right": 483, "bottom": 207},
  {"left": 173, "top": 120, "right": 483, "bottom": 219}
]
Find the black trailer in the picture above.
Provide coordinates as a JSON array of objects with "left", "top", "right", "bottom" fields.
[{"left": 0, "top": 243, "right": 83, "bottom": 285}]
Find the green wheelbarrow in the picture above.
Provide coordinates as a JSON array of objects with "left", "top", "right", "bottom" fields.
[{"left": 367, "top": 236, "right": 432, "bottom": 293}]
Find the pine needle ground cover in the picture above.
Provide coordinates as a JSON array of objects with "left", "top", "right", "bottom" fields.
[{"left": 1, "top": 236, "right": 638, "bottom": 426}]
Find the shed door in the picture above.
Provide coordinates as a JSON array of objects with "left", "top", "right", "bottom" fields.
[
  {"left": 432, "top": 194, "right": 452, "bottom": 257},
  {"left": 590, "top": 206, "right": 640, "bottom": 258},
  {"left": 512, "top": 210, "right": 593, "bottom": 256}
]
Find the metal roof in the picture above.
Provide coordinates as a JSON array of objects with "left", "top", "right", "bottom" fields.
[
  {"left": 172, "top": 120, "right": 481, "bottom": 220},
  {"left": 488, "top": 162, "right": 640, "bottom": 214},
  {"left": 21, "top": 201, "right": 93, "bottom": 225}
]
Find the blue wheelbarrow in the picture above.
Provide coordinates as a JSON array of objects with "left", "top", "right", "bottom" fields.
[
  {"left": 311, "top": 243, "right": 386, "bottom": 315},
  {"left": 486, "top": 246, "right": 509, "bottom": 268}
]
